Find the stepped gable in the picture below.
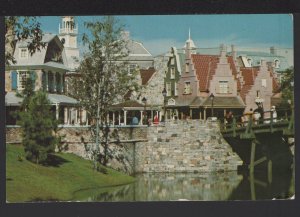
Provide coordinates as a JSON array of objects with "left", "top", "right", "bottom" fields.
[
  {"left": 227, "top": 56, "right": 241, "bottom": 91},
  {"left": 239, "top": 67, "right": 259, "bottom": 101},
  {"left": 269, "top": 67, "right": 280, "bottom": 93},
  {"left": 191, "top": 54, "right": 242, "bottom": 92},
  {"left": 140, "top": 67, "right": 156, "bottom": 85},
  {"left": 191, "top": 54, "right": 219, "bottom": 92},
  {"left": 239, "top": 66, "right": 280, "bottom": 102}
]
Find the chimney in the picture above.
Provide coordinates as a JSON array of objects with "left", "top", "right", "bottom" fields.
[
  {"left": 231, "top": 44, "right": 236, "bottom": 60},
  {"left": 220, "top": 44, "right": 227, "bottom": 57},
  {"left": 270, "top": 46, "right": 277, "bottom": 55}
]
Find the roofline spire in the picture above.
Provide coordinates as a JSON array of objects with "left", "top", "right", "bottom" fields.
[{"left": 189, "top": 28, "right": 191, "bottom": 40}]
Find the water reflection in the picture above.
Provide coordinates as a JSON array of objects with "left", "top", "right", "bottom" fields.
[{"left": 72, "top": 170, "right": 294, "bottom": 201}]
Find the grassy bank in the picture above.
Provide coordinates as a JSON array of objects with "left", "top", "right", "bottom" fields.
[{"left": 6, "top": 144, "right": 135, "bottom": 202}]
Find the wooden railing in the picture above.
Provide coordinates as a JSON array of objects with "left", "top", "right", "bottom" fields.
[{"left": 220, "top": 108, "right": 294, "bottom": 139}]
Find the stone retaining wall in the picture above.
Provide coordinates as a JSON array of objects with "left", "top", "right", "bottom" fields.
[
  {"left": 6, "top": 120, "right": 243, "bottom": 173},
  {"left": 134, "top": 120, "right": 243, "bottom": 173}
]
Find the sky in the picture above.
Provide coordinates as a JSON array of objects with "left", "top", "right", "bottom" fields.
[{"left": 39, "top": 14, "right": 293, "bottom": 56}]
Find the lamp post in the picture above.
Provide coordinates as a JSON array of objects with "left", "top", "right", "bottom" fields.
[
  {"left": 209, "top": 93, "right": 214, "bottom": 117},
  {"left": 142, "top": 97, "right": 147, "bottom": 124},
  {"left": 162, "top": 88, "right": 167, "bottom": 121}
]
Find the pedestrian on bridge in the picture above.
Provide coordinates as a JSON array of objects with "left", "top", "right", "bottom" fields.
[{"left": 271, "top": 106, "right": 277, "bottom": 122}]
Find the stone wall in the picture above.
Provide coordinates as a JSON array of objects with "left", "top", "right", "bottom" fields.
[
  {"left": 135, "top": 120, "right": 243, "bottom": 173},
  {"left": 6, "top": 120, "right": 243, "bottom": 173}
]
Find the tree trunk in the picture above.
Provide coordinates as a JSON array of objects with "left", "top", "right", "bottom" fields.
[{"left": 5, "top": 24, "right": 16, "bottom": 64}]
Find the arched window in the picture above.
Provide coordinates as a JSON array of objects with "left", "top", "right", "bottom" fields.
[
  {"left": 247, "top": 58, "right": 252, "bottom": 66},
  {"left": 274, "top": 59, "right": 280, "bottom": 68}
]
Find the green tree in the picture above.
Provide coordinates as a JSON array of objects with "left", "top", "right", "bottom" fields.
[
  {"left": 5, "top": 16, "right": 46, "bottom": 65},
  {"left": 17, "top": 91, "right": 58, "bottom": 164},
  {"left": 279, "top": 67, "right": 294, "bottom": 108},
  {"left": 68, "top": 16, "right": 139, "bottom": 168}
]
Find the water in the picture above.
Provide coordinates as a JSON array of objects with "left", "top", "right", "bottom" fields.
[{"left": 72, "top": 170, "right": 294, "bottom": 201}]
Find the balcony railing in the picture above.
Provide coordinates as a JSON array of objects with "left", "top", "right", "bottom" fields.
[{"left": 59, "top": 28, "right": 78, "bottom": 34}]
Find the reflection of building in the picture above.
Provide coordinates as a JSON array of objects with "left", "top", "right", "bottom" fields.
[{"left": 5, "top": 33, "right": 80, "bottom": 125}]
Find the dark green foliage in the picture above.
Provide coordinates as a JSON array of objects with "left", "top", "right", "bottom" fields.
[
  {"left": 279, "top": 68, "right": 294, "bottom": 108},
  {"left": 5, "top": 16, "right": 46, "bottom": 65},
  {"left": 17, "top": 91, "right": 58, "bottom": 164},
  {"left": 21, "top": 77, "right": 35, "bottom": 110}
]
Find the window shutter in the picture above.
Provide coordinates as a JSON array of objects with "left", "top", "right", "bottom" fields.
[
  {"left": 11, "top": 71, "right": 17, "bottom": 90},
  {"left": 30, "top": 71, "right": 36, "bottom": 90}
]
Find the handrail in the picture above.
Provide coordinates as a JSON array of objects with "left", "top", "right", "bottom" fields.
[{"left": 220, "top": 108, "right": 293, "bottom": 133}]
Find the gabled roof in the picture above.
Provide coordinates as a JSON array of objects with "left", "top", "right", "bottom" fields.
[
  {"left": 127, "top": 40, "right": 152, "bottom": 56},
  {"left": 192, "top": 54, "right": 241, "bottom": 92},
  {"left": 192, "top": 54, "right": 219, "bottom": 92},
  {"left": 140, "top": 67, "right": 156, "bottom": 85},
  {"left": 239, "top": 66, "right": 280, "bottom": 101},
  {"left": 10, "top": 33, "right": 66, "bottom": 68},
  {"left": 240, "top": 67, "right": 259, "bottom": 101}
]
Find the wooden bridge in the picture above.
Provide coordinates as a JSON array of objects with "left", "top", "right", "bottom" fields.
[{"left": 220, "top": 108, "right": 294, "bottom": 175}]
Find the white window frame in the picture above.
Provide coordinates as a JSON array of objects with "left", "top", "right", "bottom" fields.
[
  {"left": 17, "top": 70, "right": 30, "bottom": 91},
  {"left": 174, "top": 82, "right": 178, "bottom": 96},
  {"left": 170, "top": 67, "right": 175, "bottom": 79},
  {"left": 247, "top": 58, "right": 252, "bottom": 66},
  {"left": 185, "top": 63, "right": 189, "bottom": 73},
  {"left": 166, "top": 82, "right": 171, "bottom": 96},
  {"left": 128, "top": 64, "right": 137, "bottom": 75},
  {"left": 261, "top": 79, "right": 267, "bottom": 88},
  {"left": 19, "top": 48, "right": 28, "bottom": 59},
  {"left": 170, "top": 58, "right": 175, "bottom": 65},
  {"left": 183, "top": 81, "right": 191, "bottom": 94},
  {"left": 219, "top": 81, "right": 229, "bottom": 94}
]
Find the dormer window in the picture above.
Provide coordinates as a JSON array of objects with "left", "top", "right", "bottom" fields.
[
  {"left": 247, "top": 58, "right": 252, "bottom": 66},
  {"left": 274, "top": 59, "right": 280, "bottom": 68},
  {"left": 183, "top": 81, "right": 191, "bottom": 94},
  {"left": 20, "top": 48, "right": 28, "bottom": 59}
]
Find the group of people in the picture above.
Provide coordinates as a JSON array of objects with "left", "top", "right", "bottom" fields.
[
  {"left": 130, "top": 114, "right": 161, "bottom": 126},
  {"left": 225, "top": 105, "right": 277, "bottom": 127}
]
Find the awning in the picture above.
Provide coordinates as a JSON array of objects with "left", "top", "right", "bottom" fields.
[
  {"left": 201, "top": 96, "right": 246, "bottom": 108},
  {"left": 5, "top": 92, "right": 23, "bottom": 106},
  {"left": 5, "top": 92, "right": 78, "bottom": 106},
  {"left": 48, "top": 94, "right": 78, "bottom": 106}
]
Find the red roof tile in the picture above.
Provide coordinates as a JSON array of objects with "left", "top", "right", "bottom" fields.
[
  {"left": 191, "top": 54, "right": 219, "bottom": 92},
  {"left": 239, "top": 67, "right": 259, "bottom": 101},
  {"left": 191, "top": 54, "right": 241, "bottom": 92},
  {"left": 140, "top": 67, "right": 156, "bottom": 85}
]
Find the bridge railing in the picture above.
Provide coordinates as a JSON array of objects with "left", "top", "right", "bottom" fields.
[{"left": 220, "top": 108, "right": 294, "bottom": 135}]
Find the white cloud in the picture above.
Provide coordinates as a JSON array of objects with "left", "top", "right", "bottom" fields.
[{"left": 141, "top": 35, "right": 293, "bottom": 56}]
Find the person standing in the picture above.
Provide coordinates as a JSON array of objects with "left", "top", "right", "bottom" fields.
[{"left": 271, "top": 106, "right": 277, "bottom": 122}]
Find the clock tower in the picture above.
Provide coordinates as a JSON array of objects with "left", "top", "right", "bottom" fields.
[{"left": 58, "top": 16, "right": 80, "bottom": 71}]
